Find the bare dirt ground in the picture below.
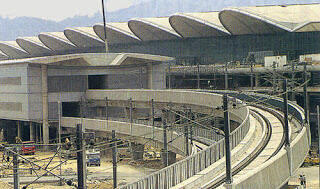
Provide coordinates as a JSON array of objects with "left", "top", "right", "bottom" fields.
[{"left": 0, "top": 151, "right": 162, "bottom": 189}]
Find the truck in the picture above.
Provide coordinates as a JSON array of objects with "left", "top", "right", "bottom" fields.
[
  {"left": 86, "top": 149, "right": 101, "bottom": 166},
  {"left": 21, "top": 141, "right": 35, "bottom": 155}
]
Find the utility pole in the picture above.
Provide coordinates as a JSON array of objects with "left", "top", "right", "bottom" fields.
[
  {"left": 250, "top": 61, "right": 254, "bottom": 90},
  {"left": 101, "top": 0, "right": 108, "bottom": 53},
  {"left": 317, "top": 105, "right": 320, "bottom": 185},
  {"left": 197, "top": 63, "right": 200, "bottom": 89},
  {"left": 189, "top": 109, "right": 193, "bottom": 145},
  {"left": 112, "top": 130, "right": 117, "bottom": 188},
  {"left": 184, "top": 116, "right": 189, "bottom": 156},
  {"left": 162, "top": 111, "right": 168, "bottom": 167},
  {"left": 223, "top": 94, "right": 232, "bottom": 184},
  {"left": 139, "top": 67, "right": 143, "bottom": 89},
  {"left": 151, "top": 99, "right": 155, "bottom": 140},
  {"left": 13, "top": 147, "right": 19, "bottom": 189},
  {"left": 283, "top": 80, "right": 290, "bottom": 146},
  {"left": 57, "top": 100, "right": 62, "bottom": 185},
  {"left": 225, "top": 62, "right": 228, "bottom": 90},
  {"left": 105, "top": 97, "right": 109, "bottom": 129},
  {"left": 303, "top": 62, "right": 309, "bottom": 124},
  {"left": 76, "top": 124, "right": 86, "bottom": 189},
  {"left": 129, "top": 98, "right": 133, "bottom": 135}
]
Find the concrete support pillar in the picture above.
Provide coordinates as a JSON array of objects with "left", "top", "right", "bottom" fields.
[
  {"left": 161, "top": 150, "right": 176, "bottom": 166},
  {"left": 41, "top": 65, "right": 49, "bottom": 145},
  {"left": 17, "top": 121, "right": 22, "bottom": 139},
  {"left": 131, "top": 143, "right": 145, "bottom": 161},
  {"left": 29, "top": 122, "right": 35, "bottom": 142}
]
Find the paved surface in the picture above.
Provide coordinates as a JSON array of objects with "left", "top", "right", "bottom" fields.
[{"left": 288, "top": 166, "right": 320, "bottom": 189}]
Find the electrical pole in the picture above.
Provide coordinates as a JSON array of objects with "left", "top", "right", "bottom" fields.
[
  {"left": 112, "top": 130, "right": 117, "bottom": 188},
  {"left": 317, "top": 105, "right": 320, "bottom": 185},
  {"left": 223, "top": 94, "right": 232, "bottom": 184},
  {"left": 129, "top": 98, "right": 133, "bottom": 135},
  {"left": 303, "top": 62, "right": 309, "bottom": 124},
  {"left": 76, "top": 124, "right": 86, "bottom": 189},
  {"left": 58, "top": 100, "right": 62, "bottom": 185},
  {"left": 13, "top": 147, "right": 19, "bottom": 189},
  {"left": 283, "top": 80, "right": 290, "bottom": 147},
  {"left": 197, "top": 63, "right": 200, "bottom": 89},
  {"left": 101, "top": 0, "right": 108, "bottom": 53},
  {"left": 151, "top": 99, "right": 155, "bottom": 140},
  {"left": 225, "top": 62, "right": 228, "bottom": 90},
  {"left": 139, "top": 67, "right": 143, "bottom": 89},
  {"left": 105, "top": 97, "right": 109, "bottom": 129},
  {"left": 184, "top": 116, "right": 189, "bottom": 156},
  {"left": 250, "top": 61, "right": 254, "bottom": 90},
  {"left": 162, "top": 111, "right": 168, "bottom": 167},
  {"left": 168, "top": 65, "right": 171, "bottom": 89}
]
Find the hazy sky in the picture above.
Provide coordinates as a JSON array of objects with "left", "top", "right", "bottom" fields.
[{"left": 0, "top": 0, "right": 139, "bottom": 21}]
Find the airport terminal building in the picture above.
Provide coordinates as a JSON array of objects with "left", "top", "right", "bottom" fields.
[{"left": 0, "top": 3, "right": 319, "bottom": 144}]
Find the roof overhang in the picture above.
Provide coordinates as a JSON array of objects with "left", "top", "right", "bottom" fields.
[
  {"left": 39, "top": 32, "right": 76, "bottom": 51},
  {"left": 93, "top": 23, "right": 141, "bottom": 44},
  {"left": 219, "top": 8, "right": 291, "bottom": 35},
  {"left": 0, "top": 41, "right": 30, "bottom": 59},
  {"left": 128, "top": 18, "right": 181, "bottom": 41},
  {"left": 0, "top": 53, "right": 174, "bottom": 67},
  {"left": 64, "top": 27, "right": 105, "bottom": 48},
  {"left": 16, "top": 37, "right": 52, "bottom": 56},
  {"left": 169, "top": 12, "right": 230, "bottom": 38},
  {"left": 294, "top": 22, "right": 320, "bottom": 32}
]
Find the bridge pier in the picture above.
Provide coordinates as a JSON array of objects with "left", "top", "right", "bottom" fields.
[{"left": 131, "top": 143, "right": 145, "bottom": 161}]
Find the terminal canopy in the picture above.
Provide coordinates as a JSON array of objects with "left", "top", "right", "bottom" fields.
[
  {"left": 128, "top": 17, "right": 181, "bottom": 41},
  {"left": 0, "top": 41, "right": 30, "bottom": 59},
  {"left": 219, "top": 4, "right": 320, "bottom": 35},
  {"left": 16, "top": 37, "right": 52, "bottom": 56},
  {"left": 64, "top": 27, "right": 105, "bottom": 48},
  {"left": 39, "top": 32, "right": 76, "bottom": 52},
  {"left": 169, "top": 12, "right": 230, "bottom": 38},
  {"left": 93, "top": 22, "right": 140, "bottom": 44}
]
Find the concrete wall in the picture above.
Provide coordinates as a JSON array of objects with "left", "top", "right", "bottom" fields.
[
  {"left": 61, "top": 117, "right": 186, "bottom": 155},
  {"left": 0, "top": 64, "right": 29, "bottom": 120}
]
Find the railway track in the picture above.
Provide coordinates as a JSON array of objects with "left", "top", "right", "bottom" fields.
[{"left": 203, "top": 106, "right": 286, "bottom": 188}]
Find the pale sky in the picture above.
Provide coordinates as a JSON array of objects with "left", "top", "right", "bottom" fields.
[{"left": 0, "top": 0, "right": 138, "bottom": 21}]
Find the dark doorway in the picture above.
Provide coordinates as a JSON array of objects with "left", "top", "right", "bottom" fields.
[{"left": 62, "top": 102, "right": 80, "bottom": 117}]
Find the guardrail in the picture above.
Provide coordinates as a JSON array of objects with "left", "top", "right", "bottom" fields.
[{"left": 119, "top": 104, "right": 250, "bottom": 189}]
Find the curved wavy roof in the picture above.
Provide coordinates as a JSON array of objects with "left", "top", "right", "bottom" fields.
[
  {"left": 0, "top": 41, "right": 30, "bottom": 59},
  {"left": 64, "top": 27, "right": 105, "bottom": 48},
  {"left": 0, "top": 51, "right": 8, "bottom": 60},
  {"left": 16, "top": 37, "right": 52, "bottom": 56},
  {"left": 219, "top": 4, "right": 320, "bottom": 35},
  {"left": 128, "top": 17, "right": 181, "bottom": 41},
  {"left": 169, "top": 12, "right": 230, "bottom": 38},
  {"left": 93, "top": 22, "right": 140, "bottom": 44},
  {"left": 39, "top": 32, "right": 76, "bottom": 51}
]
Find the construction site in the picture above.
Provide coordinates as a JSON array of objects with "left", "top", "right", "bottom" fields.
[{"left": 0, "top": 2, "right": 319, "bottom": 189}]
